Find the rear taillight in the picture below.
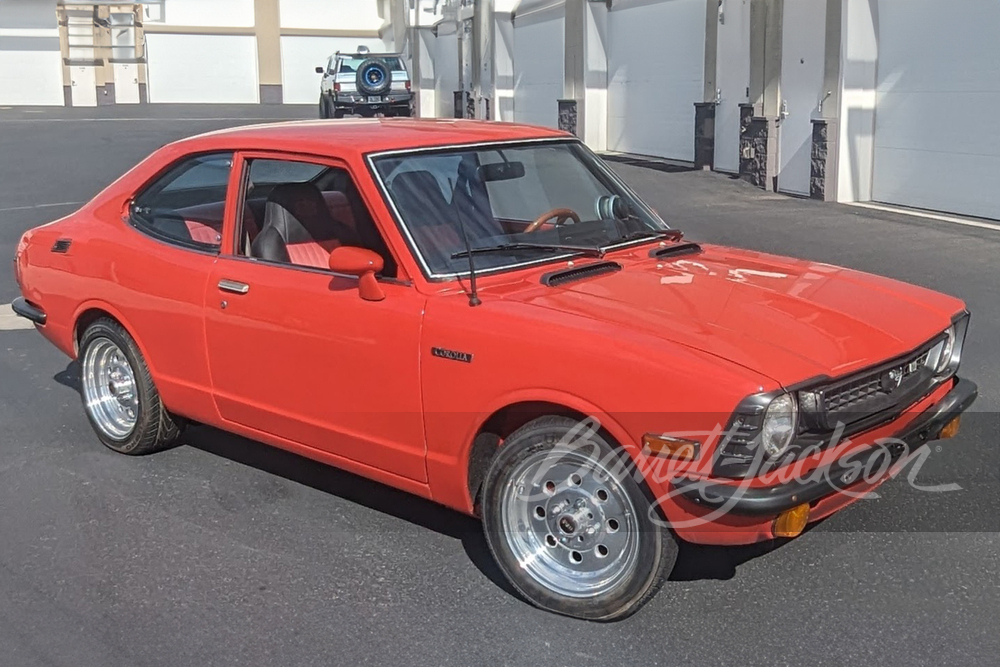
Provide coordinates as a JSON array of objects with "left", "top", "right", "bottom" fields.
[
  {"left": 334, "top": 82, "right": 341, "bottom": 92},
  {"left": 405, "top": 80, "right": 411, "bottom": 91}
]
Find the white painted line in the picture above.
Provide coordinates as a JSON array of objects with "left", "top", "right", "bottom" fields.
[
  {"left": 0, "top": 117, "right": 298, "bottom": 123},
  {"left": 0, "top": 201, "right": 81, "bottom": 214},
  {"left": 0, "top": 306, "right": 36, "bottom": 331},
  {"left": 848, "top": 202, "right": 1000, "bottom": 233}
]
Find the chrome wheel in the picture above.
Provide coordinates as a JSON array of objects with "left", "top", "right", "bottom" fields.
[
  {"left": 82, "top": 337, "right": 139, "bottom": 440},
  {"left": 499, "top": 449, "right": 641, "bottom": 598}
]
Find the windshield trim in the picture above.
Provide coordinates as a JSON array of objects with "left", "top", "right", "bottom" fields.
[{"left": 365, "top": 137, "right": 673, "bottom": 281}]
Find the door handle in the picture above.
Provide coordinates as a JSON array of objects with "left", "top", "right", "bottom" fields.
[{"left": 218, "top": 279, "right": 250, "bottom": 295}]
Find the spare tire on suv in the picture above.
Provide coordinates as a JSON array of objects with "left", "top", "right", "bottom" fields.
[{"left": 356, "top": 58, "right": 392, "bottom": 96}]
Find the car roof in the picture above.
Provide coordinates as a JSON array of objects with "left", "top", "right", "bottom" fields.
[{"left": 175, "top": 118, "right": 572, "bottom": 158}]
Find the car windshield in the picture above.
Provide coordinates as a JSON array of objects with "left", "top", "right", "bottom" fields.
[
  {"left": 371, "top": 141, "right": 670, "bottom": 277},
  {"left": 338, "top": 56, "right": 404, "bottom": 73}
]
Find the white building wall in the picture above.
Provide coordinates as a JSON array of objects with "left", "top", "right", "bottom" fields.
[
  {"left": 279, "top": 0, "right": 384, "bottom": 31},
  {"left": 162, "top": 0, "right": 255, "bottom": 27},
  {"left": 146, "top": 34, "right": 259, "bottom": 103},
  {"left": 280, "top": 35, "right": 388, "bottom": 104},
  {"left": 0, "top": 0, "right": 64, "bottom": 106}
]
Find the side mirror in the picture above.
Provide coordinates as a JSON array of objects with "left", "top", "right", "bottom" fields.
[
  {"left": 329, "top": 246, "right": 385, "bottom": 301},
  {"left": 315, "top": 66, "right": 325, "bottom": 74}
]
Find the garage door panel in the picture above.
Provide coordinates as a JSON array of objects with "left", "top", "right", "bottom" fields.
[
  {"left": 877, "top": 0, "right": 1000, "bottom": 93},
  {"left": 872, "top": 0, "right": 1000, "bottom": 219},
  {"left": 146, "top": 34, "right": 258, "bottom": 104},
  {"left": 872, "top": 148, "right": 1000, "bottom": 221},
  {"left": 875, "top": 91, "right": 1000, "bottom": 157},
  {"left": 607, "top": 0, "right": 704, "bottom": 161}
]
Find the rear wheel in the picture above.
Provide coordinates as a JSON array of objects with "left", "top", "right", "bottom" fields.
[
  {"left": 319, "top": 95, "right": 331, "bottom": 119},
  {"left": 79, "top": 318, "right": 183, "bottom": 455},
  {"left": 480, "top": 416, "right": 677, "bottom": 621}
]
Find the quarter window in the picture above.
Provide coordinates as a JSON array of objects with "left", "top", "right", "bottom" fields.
[{"left": 130, "top": 152, "right": 233, "bottom": 250}]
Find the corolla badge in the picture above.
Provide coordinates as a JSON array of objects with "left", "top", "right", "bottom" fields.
[{"left": 431, "top": 347, "right": 473, "bottom": 363}]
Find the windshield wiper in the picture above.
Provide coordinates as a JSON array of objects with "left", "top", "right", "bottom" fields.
[
  {"left": 614, "top": 227, "right": 684, "bottom": 244},
  {"left": 452, "top": 242, "right": 606, "bottom": 260}
]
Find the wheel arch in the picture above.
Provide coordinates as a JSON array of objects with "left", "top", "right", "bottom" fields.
[
  {"left": 463, "top": 392, "right": 638, "bottom": 513},
  {"left": 71, "top": 301, "right": 155, "bottom": 375}
]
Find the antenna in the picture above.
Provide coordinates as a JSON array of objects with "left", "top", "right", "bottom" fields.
[{"left": 449, "top": 176, "right": 481, "bottom": 307}]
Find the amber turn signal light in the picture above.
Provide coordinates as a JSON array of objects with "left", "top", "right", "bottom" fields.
[
  {"left": 773, "top": 503, "right": 810, "bottom": 538},
  {"left": 939, "top": 416, "right": 961, "bottom": 440},
  {"left": 642, "top": 434, "right": 700, "bottom": 461}
]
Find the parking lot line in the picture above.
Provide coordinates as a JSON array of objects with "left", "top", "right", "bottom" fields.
[
  {"left": 0, "top": 201, "right": 81, "bottom": 214},
  {"left": 0, "top": 306, "right": 35, "bottom": 331}
]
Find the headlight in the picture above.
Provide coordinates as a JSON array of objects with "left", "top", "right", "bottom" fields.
[
  {"left": 935, "top": 325, "right": 956, "bottom": 373},
  {"left": 761, "top": 392, "right": 798, "bottom": 458}
]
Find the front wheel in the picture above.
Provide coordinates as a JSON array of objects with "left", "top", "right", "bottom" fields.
[
  {"left": 319, "top": 95, "right": 330, "bottom": 119},
  {"left": 79, "top": 318, "right": 183, "bottom": 455},
  {"left": 480, "top": 416, "right": 677, "bottom": 621}
]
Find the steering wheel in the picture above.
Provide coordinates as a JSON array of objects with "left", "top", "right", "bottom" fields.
[{"left": 523, "top": 208, "right": 581, "bottom": 233}]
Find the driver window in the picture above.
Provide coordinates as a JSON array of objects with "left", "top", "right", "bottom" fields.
[{"left": 237, "top": 158, "right": 397, "bottom": 277}]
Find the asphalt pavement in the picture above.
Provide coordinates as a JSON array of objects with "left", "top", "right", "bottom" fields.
[{"left": 0, "top": 105, "right": 997, "bottom": 666}]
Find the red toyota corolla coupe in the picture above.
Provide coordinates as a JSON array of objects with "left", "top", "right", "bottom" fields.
[{"left": 12, "top": 119, "right": 976, "bottom": 620}]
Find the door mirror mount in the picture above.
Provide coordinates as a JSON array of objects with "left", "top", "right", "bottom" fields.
[{"left": 329, "top": 246, "right": 385, "bottom": 301}]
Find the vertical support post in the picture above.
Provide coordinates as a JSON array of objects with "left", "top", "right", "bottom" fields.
[
  {"left": 562, "top": 0, "right": 607, "bottom": 149},
  {"left": 742, "top": 0, "right": 782, "bottom": 190},
  {"left": 253, "top": 0, "right": 282, "bottom": 103}
]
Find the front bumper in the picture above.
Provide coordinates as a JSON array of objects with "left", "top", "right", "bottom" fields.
[
  {"left": 11, "top": 296, "right": 46, "bottom": 325},
  {"left": 334, "top": 93, "right": 412, "bottom": 116},
  {"left": 673, "top": 378, "right": 978, "bottom": 516}
]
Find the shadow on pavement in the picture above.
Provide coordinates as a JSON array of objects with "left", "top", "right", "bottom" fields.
[{"left": 54, "top": 358, "right": 777, "bottom": 593}]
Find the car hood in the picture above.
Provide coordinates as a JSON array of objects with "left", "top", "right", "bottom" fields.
[{"left": 506, "top": 244, "right": 963, "bottom": 385}]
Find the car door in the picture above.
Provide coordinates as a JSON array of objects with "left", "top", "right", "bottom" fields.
[{"left": 203, "top": 151, "right": 428, "bottom": 482}]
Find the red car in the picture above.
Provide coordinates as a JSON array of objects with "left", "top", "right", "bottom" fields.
[{"left": 12, "top": 119, "right": 977, "bottom": 621}]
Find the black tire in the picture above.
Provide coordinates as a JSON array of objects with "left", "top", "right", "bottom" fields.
[
  {"left": 333, "top": 108, "right": 345, "bottom": 119},
  {"left": 355, "top": 58, "right": 392, "bottom": 96},
  {"left": 319, "top": 95, "right": 329, "bottom": 119},
  {"left": 480, "top": 416, "right": 678, "bottom": 621},
  {"left": 78, "top": 318, "right": 184, "bottom": 456}
]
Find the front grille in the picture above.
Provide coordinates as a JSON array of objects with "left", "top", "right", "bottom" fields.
[
  {"left": 824, "top": 350, "right": 930, "bottom": 412},
  {"left": 812, "top": 342, "right": 940, "bottom": 430}
]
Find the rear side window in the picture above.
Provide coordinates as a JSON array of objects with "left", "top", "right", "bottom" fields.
[{"left": 130, "top": 152, "right": 233, "bottom": 250}]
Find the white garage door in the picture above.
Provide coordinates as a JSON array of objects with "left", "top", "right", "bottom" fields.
[
  {"left": 512, "top": 2, "right": 564, "bottom": 128},
  {"left": 872, "top": 0, "right": 1000, "bottom": 220},
  {"left": 146, "top": 34, "right": 258, "bottom": 104},
  {"left": 607, "top": 0, "right": 705, "bottom": 161}
]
